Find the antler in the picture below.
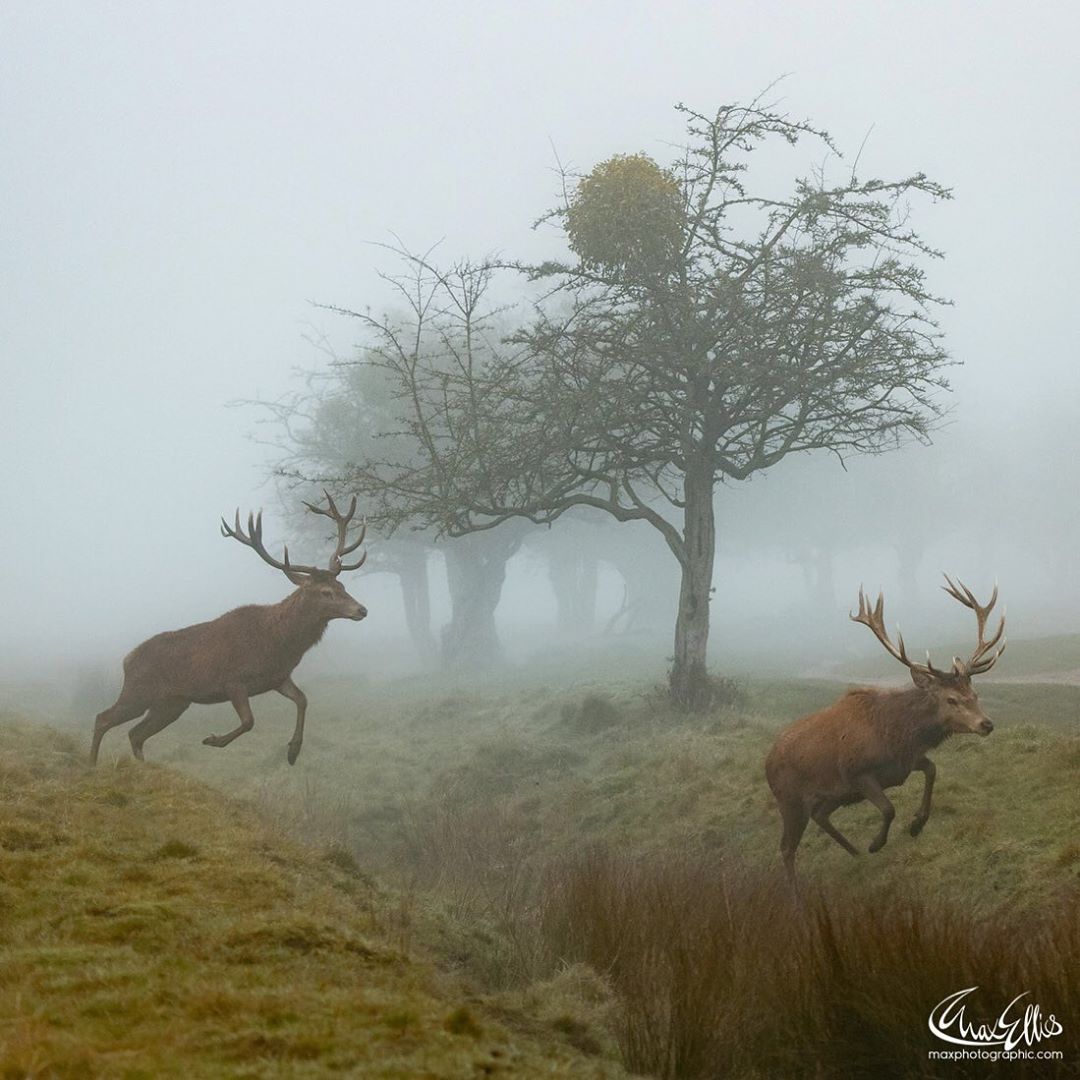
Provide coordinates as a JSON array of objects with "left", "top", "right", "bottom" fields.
[
  {"left": 941, "top": 575, "right": 1006, "bottom": 676},
  {"left": 220, "top": 510, "right": 320, "bottom": 579},
  {"left": 302, "top": 489, "right": 367, "bottom": 574},
  {"left": 221, "top": 491, "right": 367, "bottom": 580},
  {"left": 850, "top": 587, "right": 947, "bottom": 679}
]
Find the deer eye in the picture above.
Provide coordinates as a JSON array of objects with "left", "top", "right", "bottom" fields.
[{"left": 946, "top": 696, "right": 958, "bottom": 706}]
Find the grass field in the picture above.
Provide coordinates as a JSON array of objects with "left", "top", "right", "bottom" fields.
[
  {"left": 75, "top": 669, "right": 1080, "bottom": 917},
  {"left": 3, "top": 643, "right": 1079, "bottom": 1077},
  {"left": 0, "top": 718, "right": 625, "bottom": 1078}
]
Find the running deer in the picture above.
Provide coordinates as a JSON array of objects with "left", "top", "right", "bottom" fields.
[
  {"left": 90, "top": 492, "right": 368, "bottom": 766},
  {"left": 765, "top": 576, "right": 1005, "bottom": 880}
]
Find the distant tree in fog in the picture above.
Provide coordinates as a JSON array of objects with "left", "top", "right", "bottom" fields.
[
  {"left": 253, "top": 357, "right": 444, "bottom": 665},
  {"left": 521, "top": 515, "right": 601, "bottom": 637},
  {"left": 261, "top": 312, "right": 532, "bottom": 670}
]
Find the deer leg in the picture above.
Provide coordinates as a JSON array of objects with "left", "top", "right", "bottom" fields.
[
  {"left": 854, "top": 774, "right": 896, "bottom": 854},
  {"left": 779, "top": 800, "right": 810, "bottom": 884},
  {"left": 91, "top": 693, "right": 148, "bottom": 764},
  {"left": 128, "top": 699, "right": 189, "bottom": 761},
  {"left": 909, "top": 756, "right": 936, "bottom": 836},
  {"left": 811, "top": 797, "right": 859, "bottom": 856},
  {"left": 203, "top": 688, "right": 255, "bottom": 749},
  {"left": 276, "top": 677, "right": 308, "bottom": 765}
]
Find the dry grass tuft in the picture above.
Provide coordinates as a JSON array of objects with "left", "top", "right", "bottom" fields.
[
  {"left": 443, "top": 1005, "right": 483, "bottom": 1038},
  {"left": 540, "top": 847, "right": 1078, "bottom": 1078}
]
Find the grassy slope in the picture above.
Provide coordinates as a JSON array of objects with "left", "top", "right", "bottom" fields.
[
  {"left": 29, "top": 651, "right": 1080, "bottom": 1076},
  {"left": 0, "top": 716, "right": 625, "bottom": 1079},
  {"left": 83, "top": 667, "right": 1080, "bottom": 923}
]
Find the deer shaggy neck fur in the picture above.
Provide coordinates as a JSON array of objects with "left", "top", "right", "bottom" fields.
[{"left": 850, "top": 686, "right": 952, "bottom": 756}]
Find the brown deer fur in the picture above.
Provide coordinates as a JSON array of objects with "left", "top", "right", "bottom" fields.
[
  {"left": 90, "top": 493, "right": 367, "bottom": 766},
  {"left": 765, "top": 578, "right": 1005, "bottom": 880}
]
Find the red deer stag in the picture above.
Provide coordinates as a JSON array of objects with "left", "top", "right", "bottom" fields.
[
  {"left": 90, "top": 492, "right": 368, "bottom": 766},
  {"left": 765, "top": 576, "right": 1005, "bottom": 880}
]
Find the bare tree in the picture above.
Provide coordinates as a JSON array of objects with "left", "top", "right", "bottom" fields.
[
  {"left": 271, "top": 287, "right": 529, "bottom": 669},
  {"left": 254, "top": 352, "right": 443, "bottom": 665},
  {"left": 340, "top": 97, "right": 953, "bottom": 708}
]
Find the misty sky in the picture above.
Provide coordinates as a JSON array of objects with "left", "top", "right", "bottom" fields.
[{"left": 3, "top": 1, "right": 1078, "bottom": 672}]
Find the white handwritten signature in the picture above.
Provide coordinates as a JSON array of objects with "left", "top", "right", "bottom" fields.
[{"left": 929, "top": 987, "right": 1063, "bottom": 1051}]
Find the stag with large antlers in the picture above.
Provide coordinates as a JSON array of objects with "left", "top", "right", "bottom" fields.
[
  {"left": 91, "top": 492, "right": 368, "bottom": 766},
  {"left": 765, "top": 576, "right": 1006, "bottom": 880}
]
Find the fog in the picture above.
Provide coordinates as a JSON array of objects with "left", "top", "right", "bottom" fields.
[{"left": 3, "top": 1, "right": 1078, "bottom": 685}]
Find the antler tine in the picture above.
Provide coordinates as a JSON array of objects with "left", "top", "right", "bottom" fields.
[
  {"left": 302, "top": 488, "right": 358, "bottom": 524},
  {"left": 219, "top": 506, "right": 319, "bottom": 578},
  {"left": 303, "top": 491, "right": 367, "bottom": 575},
  {"left": 220, "top": 508, "right": 256, "bottom": 546},
  {"left": 332, "top": 505, "right": 366, "bottom": 574},
  {"left": 968, "top": 636, "right": 1007, "bottom": 675},
  {"left": 851, "top": 586, "right": 921, "bottom": 672},
  {"left": 338, "top": 517, "right": 367, "bottom": 558},
  {"left": 941, "top": 573, "right": 1006, "bottom": 676},
  {"left": 850, "top": 585, "right": 946, "bottom": 677},
  {"left": 327, "top": 489, "right": 358, "bottom": 524},
  {"left": 336, "top": 546, "right": 368, "bottom": 573}
]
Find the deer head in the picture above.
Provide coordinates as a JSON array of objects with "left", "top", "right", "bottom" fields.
[
  {"left": 850, "top": 575, "right": 1006, "bottom": 736},
  {"left": 221, "top": 491, "right": 368, "bottom": 622}
]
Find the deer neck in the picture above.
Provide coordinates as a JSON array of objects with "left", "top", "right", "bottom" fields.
[
  {"left": 887, "top": 687, "right": 950, "bottom": 750},
  {"left": 273, "top": 589, "right": 331, "bottom": 655}
]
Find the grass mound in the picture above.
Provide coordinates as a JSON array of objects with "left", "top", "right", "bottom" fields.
[{"left": 0, "top": 717, "right": 624, "bottom": 1078}]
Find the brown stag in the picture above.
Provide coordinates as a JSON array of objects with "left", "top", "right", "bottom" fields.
[
  {"left": 765, "top": 576, "right": 1005, "bottom": 880},
  {"left": 90, "top": 492, "right": 368, "bottom": 766}
]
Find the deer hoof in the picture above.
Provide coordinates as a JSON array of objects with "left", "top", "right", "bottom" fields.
[
  {"left": 909, "top": 817, "right": 926, "bottom": 837},
  {"left": 868, "top": 836, "right": 887, "bottom": 854},
  {"left": 287, "top": 743, "right": 301, "bottom": 765},
  {"left": 202, "top": 734, "right": 223, "bottom": 748}
]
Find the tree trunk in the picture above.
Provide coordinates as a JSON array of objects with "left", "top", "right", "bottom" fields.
[
  {"left": 601, "top": 527, "right": 680, "bottom": 635},
  {"left": 396, "top": 546, "right": 437, "bottom": 666},
  {"left": 440, "top": 531, "right": 521, "bottom": 669},
  {"left": 548, "top": 546, "right": 598, "bottom": 636},
  {"left": 669, "top": 466, "right": 716, "bottom": 710}
]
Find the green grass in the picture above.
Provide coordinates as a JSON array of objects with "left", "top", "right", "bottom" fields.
[
  {"left": 78, "top": 667, "right": 1078, "bottom": 921},
  {"left": 13, "top": 638, "right": 1080, "bottom": 1077},
  {"left": 0, "top": 717, "right": 625, "bottom": 1078}
]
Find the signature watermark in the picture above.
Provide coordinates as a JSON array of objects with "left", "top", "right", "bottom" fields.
[{"left": 927, "top": 986, "right": 1064, "bottom": 1064}]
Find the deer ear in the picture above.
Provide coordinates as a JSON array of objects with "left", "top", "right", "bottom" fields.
[
  {"left": 910, "top": 667, "right": 935, "bottom": 689},
  {"left": 285, "top": 568, "right": 310, "bottom": 586}
]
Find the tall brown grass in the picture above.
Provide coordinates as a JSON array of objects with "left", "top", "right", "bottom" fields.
[{"left": 539, "top": 848, "right": 1078, "bottom": 1078}]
